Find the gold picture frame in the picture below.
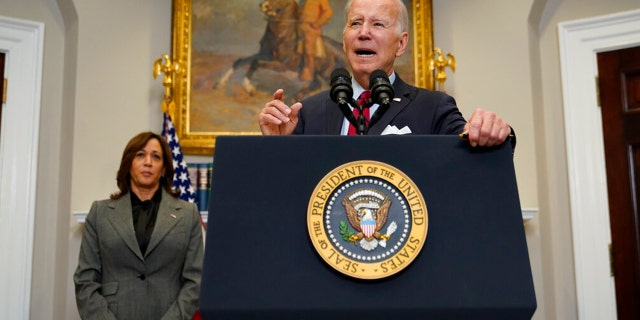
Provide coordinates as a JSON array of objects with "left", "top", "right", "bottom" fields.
[{"left": 170, "top": 0, "right": 433, "bottom": 155}]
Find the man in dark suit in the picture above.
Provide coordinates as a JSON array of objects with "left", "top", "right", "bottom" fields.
[{"left": 259, "top": 0, "right": 512, "bottom": 148}]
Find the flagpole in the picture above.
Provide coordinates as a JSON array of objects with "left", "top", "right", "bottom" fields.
[{"left": 154, "top": 53, "right": 204, "bottom": 320}]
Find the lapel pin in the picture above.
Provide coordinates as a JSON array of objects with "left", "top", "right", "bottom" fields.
[
  {"left": 393, "top": 98, "right": 401, "bottom": 102},
  {"left": 170, "top": 214, "right": 177, "bottom": 219}
]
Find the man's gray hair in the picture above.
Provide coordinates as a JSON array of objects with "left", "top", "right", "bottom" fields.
[{"left": 344, "top": 0, "right": 409, "bottom": 35}]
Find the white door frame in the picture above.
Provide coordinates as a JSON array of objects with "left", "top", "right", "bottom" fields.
[
  {"left": 0, "top": 16, "right": 44, "bottom": 319},
  {"left": 558, "top": 9, "right": 640, "bottom": 320}
]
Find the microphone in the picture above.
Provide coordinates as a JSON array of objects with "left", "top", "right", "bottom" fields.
[
  {"left": 330, "top": 68, "right": 358, "bottom": 130},
  {"left": 330, "top": 68, "right": 353, "bottom": 105},
  {"left": 368, "top": 70, "right": 394, "bottom": 128}
]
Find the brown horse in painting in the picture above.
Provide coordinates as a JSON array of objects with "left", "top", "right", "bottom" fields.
[{"left": 213, "top": 0, "right": 347, "bottom": 100}]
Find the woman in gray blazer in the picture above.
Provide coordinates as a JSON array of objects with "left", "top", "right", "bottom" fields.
[{"left": 74, "top": 132, "right": 203, "bottom": 320}]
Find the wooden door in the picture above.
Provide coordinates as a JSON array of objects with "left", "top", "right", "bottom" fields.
[{"left": 597, "top": 45, "right": 640, "bottom": 320}]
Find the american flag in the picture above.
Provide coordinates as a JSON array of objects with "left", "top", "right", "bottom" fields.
[
  {"left": 162, "top": 111, "right": 207, "bottom": 255},
  {"left": 163, "top": 113, "right": 207, "bottom": 320},
  {"left": 162, "top": 113, "right": 197, "bottom": 203}
]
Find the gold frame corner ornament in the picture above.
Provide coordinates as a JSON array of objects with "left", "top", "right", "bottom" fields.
[{"left": 169, "top": 0, "right": 434, "bottom": 155}]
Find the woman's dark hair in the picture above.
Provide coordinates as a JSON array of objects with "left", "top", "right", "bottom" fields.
[{"left": 110, "top": 132, "right": 179, "bottom": 199}]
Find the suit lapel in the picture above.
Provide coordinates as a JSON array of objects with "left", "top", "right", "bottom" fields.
[
  {"left": 106, "top": 193, "right": 146, "bottom": 261},
  {"left": 145, "top": 190, "right": 182, "bottom": 257},
  {"left": 368, "top": 76, "right": 414, "bottom": 135},
  {"left": 325, "top": 97, "right": 344, "bottom": 134}
]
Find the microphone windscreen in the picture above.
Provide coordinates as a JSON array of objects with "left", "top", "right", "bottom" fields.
[
  {"left": 330, "top": 68, "right": 353, "bottom": 103},
  {"left": 331, "top": 68, "right": 351, "bottom": 82},
  {"left": 369, "top": 69, "right": 394, "bottom": 109},
  {"left": 369, "top": 69, "right": 388, "bottom": 83}
]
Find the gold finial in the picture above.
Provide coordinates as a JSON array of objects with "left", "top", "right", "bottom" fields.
[
  {"left": 428, "top": 47, "right": 456, "bottom": 92},
  {"left": 153, "top": 54, "right": 181, "bottom": 114}
]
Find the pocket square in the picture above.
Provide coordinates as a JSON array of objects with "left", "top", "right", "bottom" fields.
[{"left": 381, "top": 125, "right": 412, "bottom": 135}]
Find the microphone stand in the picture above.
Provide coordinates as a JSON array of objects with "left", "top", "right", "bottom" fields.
[
  {"left": 337, "top": 98, "right": 368, "bottom": 135},
  {"left": 355, "top": 99, "right": 370, "bottom": 135}
]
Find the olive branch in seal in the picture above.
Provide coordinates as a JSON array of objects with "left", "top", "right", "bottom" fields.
[{"left": 339, "top": 221, "right": 355, "bottom": 242}]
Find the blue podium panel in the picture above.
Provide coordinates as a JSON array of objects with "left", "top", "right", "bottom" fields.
[{"left": 200, "top": 135, "right": 536, "bottom": 320}]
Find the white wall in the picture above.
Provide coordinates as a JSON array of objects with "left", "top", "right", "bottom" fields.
[
  {"left": 67, "top": 1, "right": 171, "bottom": 319},
  {"left": 70, "top": 0, "right": 170, "bottom": 210},
  {"left": 433, "top": 0, "right": 538, "bottom": 209},
  {"left": 1, "top": 0, "right": 639, "bottom": 318}
]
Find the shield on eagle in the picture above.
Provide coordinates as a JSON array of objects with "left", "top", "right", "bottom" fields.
[{"left": 342, "top": 188, "right": 392, "bottom": 244}]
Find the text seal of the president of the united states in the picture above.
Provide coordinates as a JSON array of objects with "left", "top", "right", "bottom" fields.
[{"left": 307, "top": 160, "right": 428, "bottom": 280}]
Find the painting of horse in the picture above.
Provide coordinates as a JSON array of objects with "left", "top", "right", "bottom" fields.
[
  {"left": 187, "top": 0, "right": 341, "bottom": 133},
  {"left": 187, "top": 0, "right": 413, "bottom": 134},
  {"left": 213, "top": 0, "right": 347, "bottom": 102}
]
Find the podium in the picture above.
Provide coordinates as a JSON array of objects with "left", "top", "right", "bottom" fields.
[{"left": 200, "top": 136, "right": 536, "bottom": 319}]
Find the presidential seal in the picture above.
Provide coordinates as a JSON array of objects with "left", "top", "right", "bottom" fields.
[{"left": 307, "top": 160, "right": 428, "bottom": 280}]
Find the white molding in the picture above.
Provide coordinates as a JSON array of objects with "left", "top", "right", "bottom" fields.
[
  {"left": 558, "top": 8, "right": 640, "bottom": 320},
  {"left": 0, "top": 16, "right": 44, "bottom": 320},
  {"left": 521, "top": 208, "right": 537, "bottom": 222},
  {"left": 73, "top": 209, "right": 536, "bottom": 224}
]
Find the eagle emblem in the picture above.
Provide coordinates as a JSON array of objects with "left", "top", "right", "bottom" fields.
[{"left": 341, "top": 189, "right": 397, "bottom": 251}]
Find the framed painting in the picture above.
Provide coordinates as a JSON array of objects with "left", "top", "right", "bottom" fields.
[{"left": 170, "top": 0, "right": 434, "bottom": 155}]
